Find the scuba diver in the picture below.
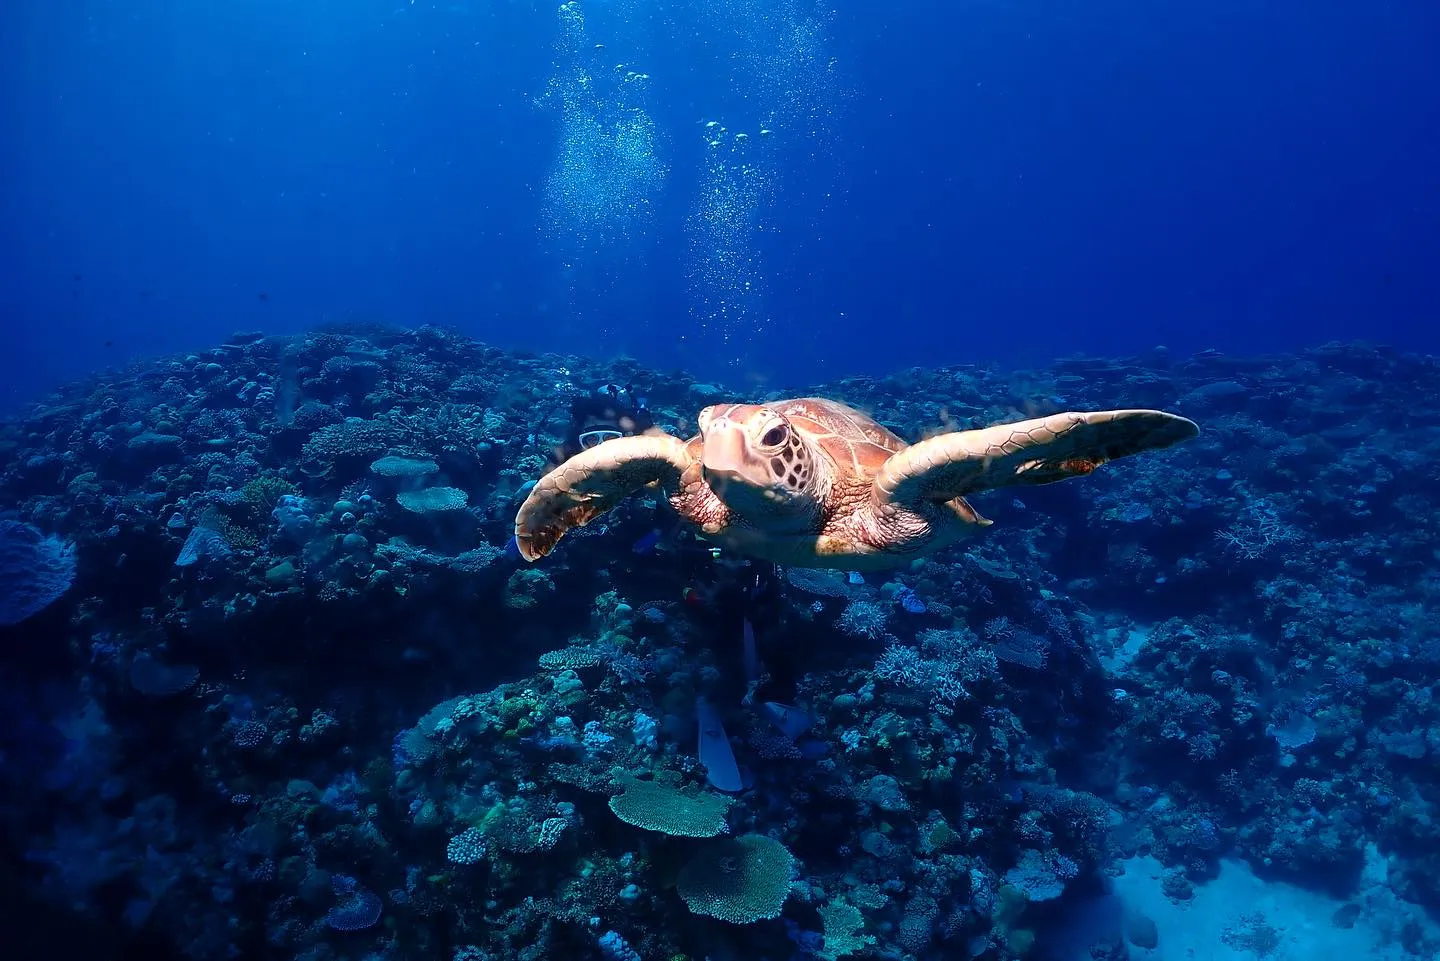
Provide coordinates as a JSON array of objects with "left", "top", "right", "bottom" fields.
[
  {"left": 546, "top": 381, "right": 690, "bottom": 576},
  {"left": 680, "top": 554, "right": 801, "bottom": 704},
  {"left": 511, "top": 382, "right": 657, "bottom": 559},
  {"left": 550, "top": 382, "right": 656, "bottom": 466}
]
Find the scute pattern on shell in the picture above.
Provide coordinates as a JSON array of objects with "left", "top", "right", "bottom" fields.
[{"left": 769, "top": 398, "right": 908, "bottom": 480}]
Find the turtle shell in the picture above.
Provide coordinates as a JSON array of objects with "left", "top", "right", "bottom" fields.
[{"left": 770, "top": 398, "right": 908, "bottom": 480}]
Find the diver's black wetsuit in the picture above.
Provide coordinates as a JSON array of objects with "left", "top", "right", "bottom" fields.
[{"left": 693, "top": 560, "right": 804, "bottom": 703}]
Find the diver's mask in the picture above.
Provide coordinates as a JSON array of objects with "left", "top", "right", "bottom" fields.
[{"left": 578, "top": 428, "right": 624, "bottom": 450}]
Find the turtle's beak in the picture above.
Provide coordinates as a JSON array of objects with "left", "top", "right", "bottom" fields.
[{"left": 701, "top": 421, "right": 749, "bottom": 482}]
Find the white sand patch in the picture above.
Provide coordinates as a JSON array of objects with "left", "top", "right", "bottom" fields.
[
  {"left": 1108, "top": 847, "right": 1435, "bottom": 961},
  {"left": 1099, "top": 626, "right": 1151, "bottom": 674}
]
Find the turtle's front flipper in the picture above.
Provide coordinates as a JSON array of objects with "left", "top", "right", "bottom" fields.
[
  {"left": 515, "top": 434, "right": 692, "bottom": 561},
  {"left": 873, "top": 409, "right": 1198, "bottom": 506}
]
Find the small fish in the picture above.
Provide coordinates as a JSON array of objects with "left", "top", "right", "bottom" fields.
[
  {"left": 896, "top": 587, "right": 927, "bottom": 614},
  {"left": 631, "top": 528, "right": 661, "bottom": 554},
  {"left": 503, "top": 535, "right": 521, "bottom": 559}
]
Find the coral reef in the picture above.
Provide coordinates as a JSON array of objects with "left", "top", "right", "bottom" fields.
[{"left": 2, "top": 326, "right": 1438, "bottom": 959}]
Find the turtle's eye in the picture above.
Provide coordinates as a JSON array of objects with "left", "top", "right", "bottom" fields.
[{"left": 760, "top": 424, "right": 789, "bottom": 447}]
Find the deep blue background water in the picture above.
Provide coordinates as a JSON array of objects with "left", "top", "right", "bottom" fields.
[{"left": 3, "top": 0, "right": 1437, "bottom": 408}]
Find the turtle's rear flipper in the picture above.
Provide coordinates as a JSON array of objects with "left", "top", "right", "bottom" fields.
[
  {"left": 515, "top": 434, "right": 692, "bottom": 561},
  {"left": 873, "top": 409, "right": 1198, "bottom": 506}
]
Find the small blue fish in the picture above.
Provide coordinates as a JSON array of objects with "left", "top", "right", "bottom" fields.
[
  {"left": 847, "top": 572, "right": 864, "bottom": 585},
  {"left": 896, "top": 587, "right": 927, "bottom": 614},
  {"left": 631, "top": 528, "right": 662, "bottom": 554},
  {"left": 504, "top": 534, "right": 521, "bottom": 559}
]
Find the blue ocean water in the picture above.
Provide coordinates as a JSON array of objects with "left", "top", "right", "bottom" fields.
[
  {"left": 3, "top": 0, "right": 1438, "bottom": 404},
  {"left": 3, "top": 3, "right": 1440, "bottom": 961}
]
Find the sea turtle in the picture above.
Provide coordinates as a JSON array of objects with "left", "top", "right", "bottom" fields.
[{"left": 514, "top": 398, "right": 1197, "bottom": 571}]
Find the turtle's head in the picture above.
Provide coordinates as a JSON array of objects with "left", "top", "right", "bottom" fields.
[{"left": 697, "top": 404, "right": 822, "bottom": 523}]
